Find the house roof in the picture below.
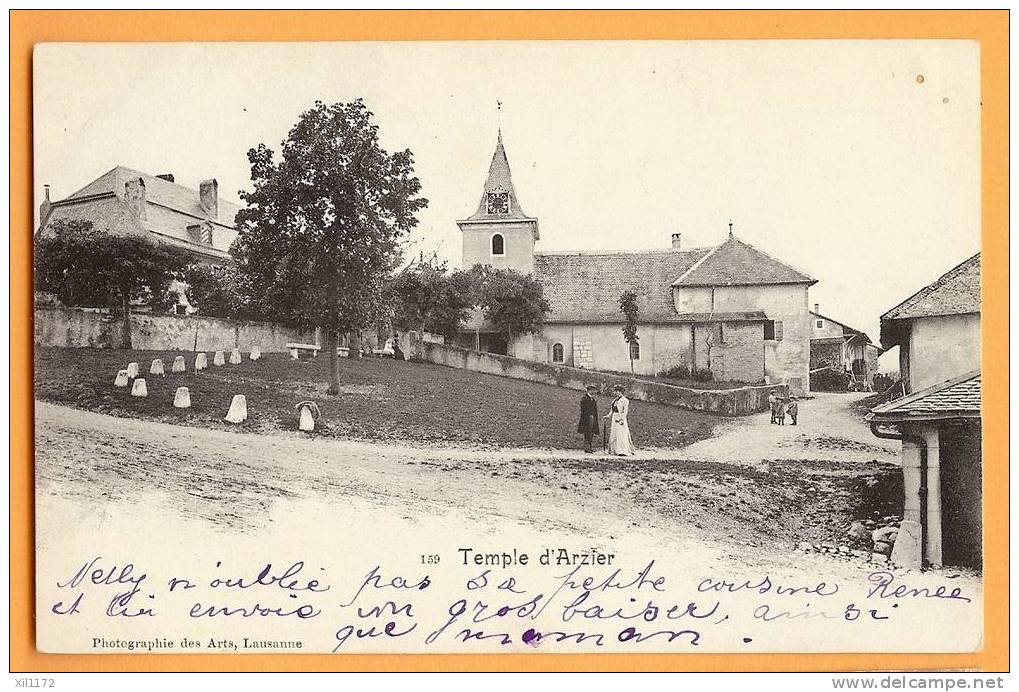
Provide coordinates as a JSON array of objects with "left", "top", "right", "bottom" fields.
[
  {"left": 866, "top": 370, "right": 981, "bottom": 422},
  {"left": 810, "top": 311, "right": 874, "bottom": 344},
  {"left": 882, "top": 253, "right": 981, "bottom": 321},
  {"left": 68, "top": 166, "right": 240, "bottom": 229},
  {"left": 672, "top": 235, "right": 817, "bottom": 287},
  {"left": 462, "top": 131, "right": 536, "bottom": 224}
]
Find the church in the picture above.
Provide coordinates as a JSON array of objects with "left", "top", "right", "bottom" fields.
[{"left": 455, "top": 133, "right": 818, "bottom": 395}]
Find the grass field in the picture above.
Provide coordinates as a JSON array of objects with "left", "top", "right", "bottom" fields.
[{"left": 34, "top": 347, "right": 722, "bottom": 449}]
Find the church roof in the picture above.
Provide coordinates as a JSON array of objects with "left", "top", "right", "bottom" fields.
[
  {"left": 881, "top": 253, "right": 981, "bottom": 321},
  {"left": 463, "top": 131, "right": 536, "bottom": 223},
  {"left": 672, "top": 235, "right": 817, "bottom": 287},
  {"left": 534, "top": 248, "right": 773, "bottom": 324}
]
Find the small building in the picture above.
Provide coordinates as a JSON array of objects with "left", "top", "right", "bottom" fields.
[
  {"left": 880, "top": 253, "right": 981, "bottom": 393},
  {"left": 866, "top": 253, "right": 982, "bottom": 570},
  {"left": 809, "top": 304, "right": 880, "bottom": 390},
  {"left": 456, "top": 132, "right": 818, "bottom": 394},
  {"left": 37, "top": 166, "right": 239, "bottom": 263}
]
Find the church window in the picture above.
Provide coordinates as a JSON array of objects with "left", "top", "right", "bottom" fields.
[
  {"left": 764, "top": 320, "right": 784, "bottom": 341},
  {"left": 629, "top": 341, "right": 641, "bottom": 361},
  {"left": 816, "top": 319, "right": 824, "bottom": 329},
  {"left": 552, "top": 343, "right": 564, "bottom": 363},
  {"left": 491, "top": 233, "right": 505, "bottom": 256}
]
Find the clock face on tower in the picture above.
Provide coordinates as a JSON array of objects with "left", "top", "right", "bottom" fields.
[{"left": 486, "top": 190, "right": 510, "bottom": 215}]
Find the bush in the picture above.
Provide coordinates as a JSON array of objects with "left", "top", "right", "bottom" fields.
[
  {"left": 691, "top": 367, "right": 714, "bottom": 382},
  {"left": 811, "top": 368, "right": 850, "bottom": 392},
  {"left": 658, "top": 364, "right": 691, "bottom": 380}
]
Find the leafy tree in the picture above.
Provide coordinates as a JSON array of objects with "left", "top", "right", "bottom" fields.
[
  {"left": 34, "top": 219, "right": 190, "bottom": 348},
  {"left": 468, "top": 264, "right": 550, "bottom": 355},
  {"left": 233, "top": 99, "right": 427, "bottom": 393},
  {"left": 619, "top": 289, "right": 639, "bottom": 374},
  {"left": 181, "top": 262, "right": 249, "bottom": 319},
  {"left": 386, "top": 257, "right": 474, "bottom": 341}
]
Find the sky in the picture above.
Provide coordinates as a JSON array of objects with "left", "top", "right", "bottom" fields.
[{"left": 34, "top": 40, "right": 980, "bottom": 367}]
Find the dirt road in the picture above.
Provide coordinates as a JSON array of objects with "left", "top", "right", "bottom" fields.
[
  {"left": 680, "top": 392, "right": 899, "bottom": 464},
  {"left": 37, "top": 397, "right": 896, "bottom": 547},
  {"left": 34, "top": 401, "right": 982, "bottom": 654}
]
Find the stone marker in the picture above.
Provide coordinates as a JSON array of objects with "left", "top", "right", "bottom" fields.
[
  {"left": 250, "top": 345, "right": 261, "bottom": 361},
  {"left": 890, "top": 520, "right": 922, "bottom": 569},
  {"left": 290, "top": 348, "right": 299, "bottom": 360},
  {"left": 195, "top": 353, "right": 208, "bottom": 371},
  {"left": 149, "top": 359, "right": 165, "bottom": 376},
  {"left": 295, "top": 401, "right": 320, "bottom": 432},
  {"left": 213, "top": 350, "right": 226, "bottom": 366},
  {"left": 172, "top": 356, "right": 186, "bottom": 373},
  {"left": 229, "top": 348, "right": 242, "bottom": 365},
  {"left": 126, "top": 362, "right": 139, "bottom": 378},
  {"left": 114, "top": 370, "right": 130, "bottom": 387},
  {"left": 173, "top": 387, "right": 191, "bottom": 409},
  {"left": 131, "top": 378, "right": 148, "bottom": 397},
  {"left": 224, "top": 394, "right": 247, "bottom": 423}
]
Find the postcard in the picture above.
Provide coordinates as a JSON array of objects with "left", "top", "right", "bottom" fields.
[{"left": 31, "top": 38, "right": 984, "bottom": 656}]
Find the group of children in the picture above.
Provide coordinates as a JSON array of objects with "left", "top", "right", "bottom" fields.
[{"left": 768, "top": 392, "right": 799, "bottom": 426}]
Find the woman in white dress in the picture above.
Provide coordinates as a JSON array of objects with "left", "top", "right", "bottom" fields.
[{"left": 606, "top": 384, "right": 636, "bottom": 456}]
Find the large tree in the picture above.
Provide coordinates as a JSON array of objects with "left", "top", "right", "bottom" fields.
[
  {"left": 34, "top": 219, "right": 190, "bottom": 348},
  {"left": 233, "top": 99, "right": 427, "bottom": 393},
  {"left": 468, "top": 264, "right": 550, "bottom": 354}
]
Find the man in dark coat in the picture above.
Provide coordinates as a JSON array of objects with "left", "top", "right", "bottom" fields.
[{"left": 578, "top": 384, "right": 600, "bottom": 453}]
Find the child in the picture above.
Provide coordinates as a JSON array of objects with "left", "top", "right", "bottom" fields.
[{"left": 786, "top": 397, "right": 799, "bottom": 426}]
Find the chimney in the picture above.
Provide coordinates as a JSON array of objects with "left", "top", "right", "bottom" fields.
[
  {"left": 123, "top": 177, "right": 147, "bottom": 220},
  {"left": 156, "top": 173, "right": 175, "bottom": 183},
  {"left": 671, "top": 233, "right": 682, "bottom": 250},
  {"left": 814, "top": 303, "right": 820, "bottom": 314},
  {"left": 38, "top": 185, "right": 53, "bottom": 228},
  {"left": 199, "top": 179, "right": 218, "bottom": 218}
]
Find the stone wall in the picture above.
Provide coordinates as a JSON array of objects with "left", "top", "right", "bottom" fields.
[
  {"left": 413, "top": 340, "right": 786, "bottom": 416},
  {"left": 34, "top": 306, "right": 316, "bottom": 352}
]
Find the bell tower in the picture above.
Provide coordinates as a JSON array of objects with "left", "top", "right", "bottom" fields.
[{"left": 458, "top": 130, "right": 539, "bottom": 275}]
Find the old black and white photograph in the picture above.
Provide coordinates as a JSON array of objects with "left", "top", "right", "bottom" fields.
[{"left": 31, "top": 39, "right": 983, "bottom": 654}]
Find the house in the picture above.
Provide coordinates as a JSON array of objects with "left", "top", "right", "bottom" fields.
[
  {"left": 809, "top": 304, "right": 881, "bottom": 390},
  {"left": 455, "top": 132, "right": 817, "bottom": 394},
  {"left": 866, "top": 253, "right": 982, "bottom": 570},
  {"left": 880, "top": 253, "right": 981, "bottom": 393},
  {"left": 37, "top": 166, "right": 240, "bottom": 263}
]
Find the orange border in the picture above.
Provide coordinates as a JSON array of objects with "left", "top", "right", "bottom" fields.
[{"left": 10, "top": 10, "right": 1008, "bottom": 672}]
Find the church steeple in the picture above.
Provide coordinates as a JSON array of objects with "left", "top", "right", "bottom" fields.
[
  {"left": 458, "top": 129, "right": 540, "bottom": 275},
  {"left": 465, "top": 130, "right": 533, "bottom": 224}
]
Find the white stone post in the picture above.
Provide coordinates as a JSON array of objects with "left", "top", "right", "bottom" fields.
[
  {"left": 224, "top": 395, "right": 247, "bottom": 423},
  {"left": 213, "top": 350, "right": 225, "bottom": 366},
  {"left": 229, "top": 348, "right": 242, "bottom": 365},
  {"left": 173, "top": 387, "right": 191, "bottom": 408},
  {"left": 891, "top": 435, "right": 924, "bottom": 569},
  {"left": 114, "top": 370, "right": 129, "bottom": 387},
  {"left": 131, "top": 378, "right": 148, "bottom": 397},
  {"left": 172, "top": 356, "right": 186, "bottom": 373},
  {"left": 923, "top": 424, "right": 943, "bottom": 569}
]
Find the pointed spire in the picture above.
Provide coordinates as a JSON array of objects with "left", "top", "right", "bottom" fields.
[
  {"left": 728, "top": 220, "right": 734, "bottom": 238},
  {"left": 466, "top": 129, "right": 529, "bottom": 220}
]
